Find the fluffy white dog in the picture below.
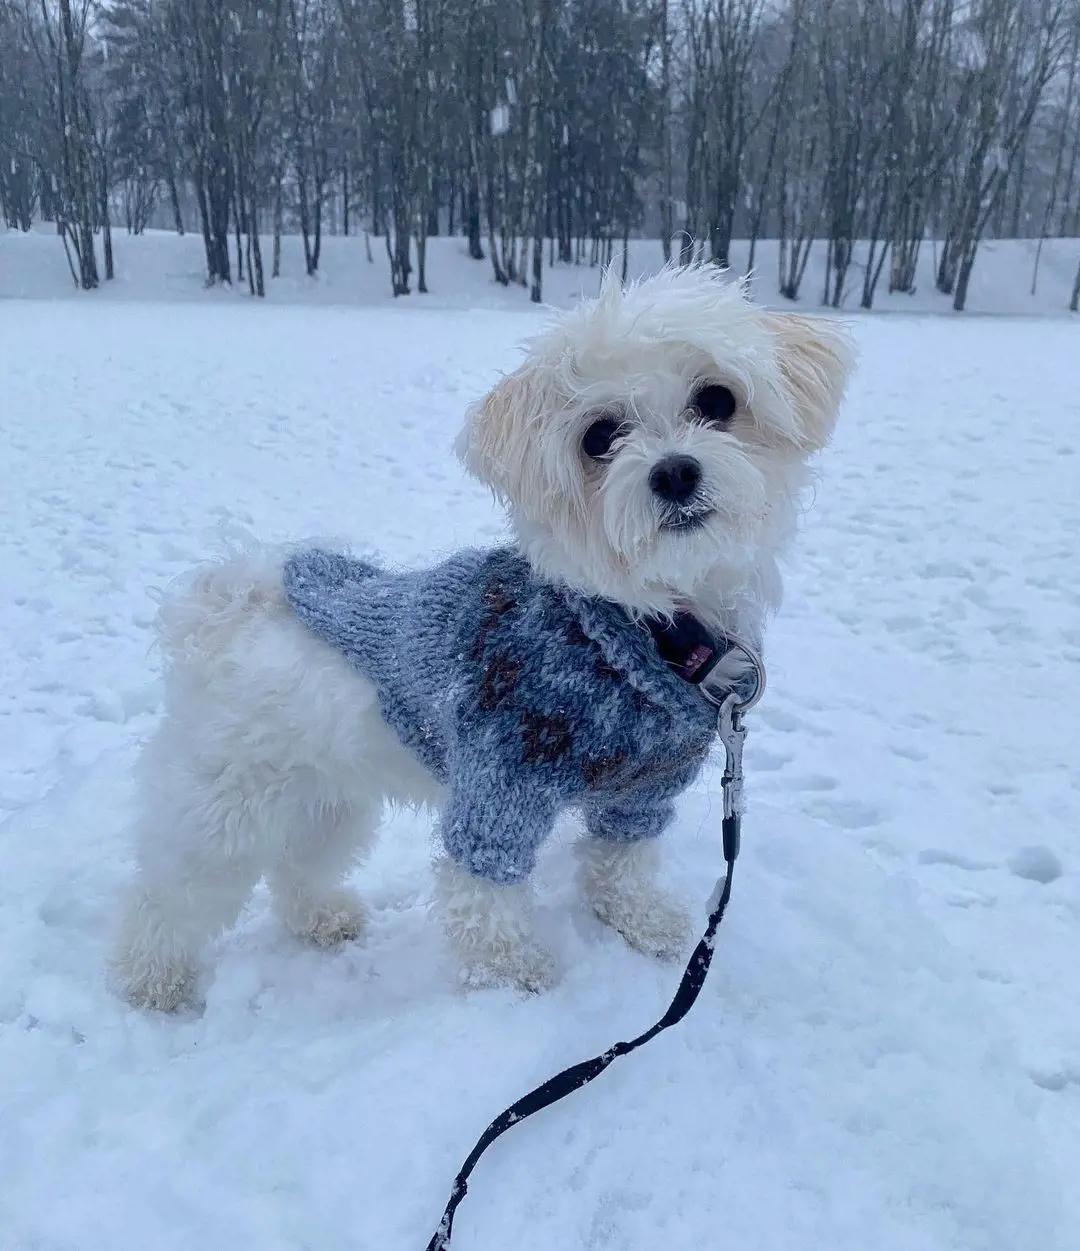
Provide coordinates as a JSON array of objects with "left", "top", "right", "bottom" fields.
[{"left": 110, "top": 263, "right": 854, "bottom": 1011}]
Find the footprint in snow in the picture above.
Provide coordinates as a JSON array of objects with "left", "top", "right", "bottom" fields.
[
  {"left": 1007, "top": 845, "right": 1063, "bottom": 884},
  {"left": 804, "top": 797, "right": 885, "bottom": 830},
  {"left": 1028, "top": 1066, "right": 1080, "bottom": 1092},
  {"left": 756, "top": 705, "right": 830, "bottom": 736},
  {"left": 773, "top": 773, "right": 840, "bottom": 793},
  {"left": 889, "top": 741, "right": 928, "bottom": 762},
  {"left": 745, "top": 747, "right": 794, "bottom": 772},
  {"left": 917, "top": 849, "right": 995, "bottom": 872}
]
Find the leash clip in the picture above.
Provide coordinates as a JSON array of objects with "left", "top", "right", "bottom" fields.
[
  {"left": 698, "top": 635, "right": 765, "bottom": 862},
  {"left": 698, "top": 635, "right": 765, "bottom": 821},
  {"left": 716, "top": 694, "right": 747, "bottom": 822}
]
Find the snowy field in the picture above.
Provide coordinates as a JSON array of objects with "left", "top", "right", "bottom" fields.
[
  {"left": 3, "top": 225, "right": 1080, "bottom": 317},
  {"left": 1, "top": 296, "right": 1078, "bottom": 1251}
]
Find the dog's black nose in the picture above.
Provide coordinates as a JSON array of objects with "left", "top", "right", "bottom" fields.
[{"left": 649, "top": 454, "right": 702, "bottom": 504}]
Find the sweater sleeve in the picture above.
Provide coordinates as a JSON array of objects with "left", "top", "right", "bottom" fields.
[
  {"left": 439, "top": 754, "right": 557, "bottom": 886},
  {"left": 583, "top": 789, "right": 677, "bottom": 844}
]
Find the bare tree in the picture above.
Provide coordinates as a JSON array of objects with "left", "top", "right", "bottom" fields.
[
  {"left": 817, "top": 0, "right": 884, "bottom": 308},
  {"left": 656, "top": 0, "right": 673, "bottom": 261},
  {"left": 683, "top": 0, "right": 766, "bottom": 268},
  {"left": 20, "top": 0, "right": 102, "bottom": 288},
  {"left": 773, "top": 0, "right": 821, "bottom": 300},
  {"left": 937, "top": 0, "right": 1068, "bottom": 310},
  {"left": 1031, "top": 15, "right": 1079, "bottom": 293},
  {"left": 0, "top": 0, "right": 48, "bottom": 229},
  {"left": 3, "top": 0, "right": 1079, "bottom": 308}
]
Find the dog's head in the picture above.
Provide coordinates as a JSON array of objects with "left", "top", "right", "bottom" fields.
[{"left": 457, "top": 262, "right": 855, "bottom": 616}]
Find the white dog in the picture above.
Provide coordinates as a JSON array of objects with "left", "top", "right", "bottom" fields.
[{"left": 110, "top": 263, "right": 854, "bottom": 1010}]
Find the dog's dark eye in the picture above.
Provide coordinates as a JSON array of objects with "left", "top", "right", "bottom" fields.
[
  {"left": 692, "top": 384, "right": 738, "bottom": 426},
  {"left": 582, "top": 416, "right": 625, "bottom": 460}
]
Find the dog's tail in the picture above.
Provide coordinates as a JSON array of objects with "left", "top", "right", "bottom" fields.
[{"left": 149, "top": 527, "right": 291, "bottom": 673}]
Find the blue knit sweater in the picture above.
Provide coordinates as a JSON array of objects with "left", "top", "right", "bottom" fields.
[{"left": 282, "top": 546, "right": 727, "bottom": 886}]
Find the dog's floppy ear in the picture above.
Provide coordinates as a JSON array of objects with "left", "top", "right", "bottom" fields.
[
  {"left": 766, "top": 312, "right": 856, "bottom": 451},
  {"left": 456, "top": 365, "right": 545, "bottom": 501}
]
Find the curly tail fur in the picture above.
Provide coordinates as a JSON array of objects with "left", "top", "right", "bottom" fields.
[{"left": 150, "top": 529, "right": 291, "bottom": 674}]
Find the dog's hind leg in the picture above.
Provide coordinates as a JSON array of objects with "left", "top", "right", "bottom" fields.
[
  {"left": 110, "top": 744, "right": 270, "bottom": 1011},
  {"left": 267, "top": 796, "right": 377, "bottom": 948}
]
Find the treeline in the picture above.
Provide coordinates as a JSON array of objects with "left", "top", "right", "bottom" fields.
[{"left": 1, "top": 0, "right": 1079, "bottom": 310}]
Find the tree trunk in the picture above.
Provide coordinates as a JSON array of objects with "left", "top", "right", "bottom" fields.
[
  {"left": 936, "top": 228, "right": 959, "bottom": 295},
  {"left": 246, "top": 221, "right": 255, "bottom": 296},
  {"left": 250, "top": 210, "right": 265, "bottom": 297},
  {"left": 527, "top": 0, "right": 552, "bottom": 305},
  {"left": 384, "top": 164, "right": 413, "bottom": 296},
  {"left": 747, "top": 88, "right": 783, "bottom": 277},
  {"left": 166, "top": 164, "right": 185, "bottom": 234},
  {"left": 953, "top": 239, "right": 978, "bottom": 312},
  {"left": 102, "top": 204, "right": 114, "bottom": 281},
  {"left": 466, "top": 165, "right": 484, "bottom": 260},
  {"left": 56, "top": 0, "right": 98, "bottom": 289},
  {"left": 860, "top": 185, "right": 892, "bottom": 309},
  {"left": 194, "top": 170, "right": 214, "bottom": 280},
  {"left": 312, "top": 176, "right": 323, "bottom": 273},
  {"left": 206, "top": 130, "right": 233, "bottom": 284},
  {"left": 234, "top": 193, "right": 244, "bottom": 284},
  {"left": 299, "top": 167, "right": 315, "bottom": 275},
  {"left": 99, "top": 156, "right": 115, "bottom": 282},
  {"left": 1031, "top": 34, "right": 1077, "bottom": 294},
  {"left": 659, "top": 0, "right": 672, "bottom": 263},
  {"left": 417, "top": 214, "right": 429, "bottom": 293},
  {"left": 557, "top": 187, "right": 572, "bottom": 264},
  {"left": 473, "top": 128, "right": 506, "bottom": 284},
  {"left": 530, "top": 233, "right": 543, "bottom": 303},
  {"left": 272, "top": 176, "right": 283, "bottom": 279}
]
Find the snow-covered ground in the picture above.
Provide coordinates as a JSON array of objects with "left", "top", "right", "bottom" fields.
[
  {"left": 3, "top": 224, "right": 1080, "bottom": 317},
  {"left": 1, "top": 297, "right": 1077, "bottom": 1251}
]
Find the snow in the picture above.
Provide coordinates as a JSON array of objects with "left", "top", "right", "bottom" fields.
[
  {"left": 3, "top": 225, "right": 1080, "bottom": 317},
  {"left": 1, "top": 293, "right": 1078, "bottom": 1251}
]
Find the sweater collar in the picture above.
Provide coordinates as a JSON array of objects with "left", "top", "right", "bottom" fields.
[{"left": 564, "top": 590, "right": 732, "bottom": 712}]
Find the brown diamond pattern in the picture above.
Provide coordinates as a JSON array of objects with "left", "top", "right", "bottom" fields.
[
  {"left": 520, "top": 710, "right": 574, "bottom": 764},
  {"left": 478, "top": 652, "right": 521, "bottom": 710},
  {"left": 470, "top": 578, "right": 518, "bottom": 660},
  {"left": 581, "top": 749, "right": 629, "bottom": 789}
]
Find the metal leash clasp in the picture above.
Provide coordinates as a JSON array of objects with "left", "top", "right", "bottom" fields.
[
  {"left": 716, "top": 694, "right": 747, "bottom": 822},
  {"left": 698, "top": 636, "right": 766, "bottom": 859}
]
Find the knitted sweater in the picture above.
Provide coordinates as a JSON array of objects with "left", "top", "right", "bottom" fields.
[{"left": 282, "top": 546, "right": 729, "bottom": 886}]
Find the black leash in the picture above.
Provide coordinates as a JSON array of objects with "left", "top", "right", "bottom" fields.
[
  {"left": 425, "top": 815, "right": 740, "bottom": 1251},
  {"left": 424, "top": 666, "right": 760, "bottom": 1251}
]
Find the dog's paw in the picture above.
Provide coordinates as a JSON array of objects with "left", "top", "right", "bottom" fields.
[
  {"left": 576, "top": 839, "right": 692, "bottom": 961},
  {"left": 112, "top": 955, "right": 200, "bottom": 1012},
  {"left": 286, "top": 889, "right": 368, "bottom": 949},
  {"left": 459, "top": 942, "right": 557, "bottom": 994},
  {"left": 109, "top": 904, "right": 202, "bottom": 1012},
  {"left": 592, "top": 889, "right": 693, "bottom": 962},
  {"left": 433, "top": 858, "right": 556, "bottom": 993}
]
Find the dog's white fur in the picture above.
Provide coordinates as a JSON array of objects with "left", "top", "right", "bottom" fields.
[{"left": 110, "top": 263, "right": 854, "bottom": 1009}]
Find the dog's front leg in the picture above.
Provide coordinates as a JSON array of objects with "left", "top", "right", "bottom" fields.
[
  {"left": 432, "top": 779, "right": 556, "bottom": 992},
  {"left": 577, "top": 796, "right": 692, "bottom": 961}
]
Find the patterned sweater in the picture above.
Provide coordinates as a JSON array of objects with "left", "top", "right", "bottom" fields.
[{"left": 283, "top": 546, "right": 734, "bottom": 886}]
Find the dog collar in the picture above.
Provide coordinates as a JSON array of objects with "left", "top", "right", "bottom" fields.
[
  {"left": 646, "top": 612, "right": 767, "bottom": 715},
  {"left": 645, "top": 611, "right": 728, "bottom": 685}
]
